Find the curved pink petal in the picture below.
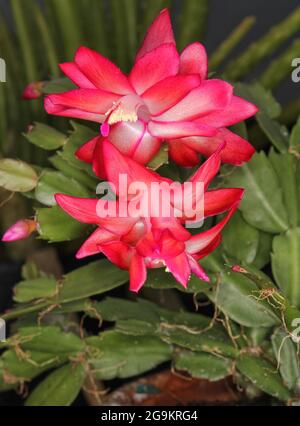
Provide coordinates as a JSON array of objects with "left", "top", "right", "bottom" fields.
[
  {"left": 183, "top": 128, "right": 255, "bottom": 165},
  {"left": 155, "top": 80, "right": 233, "bottom": 122},
  {"left": 76, "top": 136, "right": 99, "bottom": 164},
  {"left": 59, "top": 62, "right": 96, "bottom": 89},
  {"left": 189, "top": 142, "right": 225, "bottom": 189},
  {"left": 151, "top": 216, "right": 191, "bottom": 242},
  {"left": 204, "top": 188, "right": 244, "bottom": 217},
  {"left": 75, "top": 46, "right": 134, "bottom": 95},
  {"left": 197, "top": 95, "right": 258, "bottom": 128},
  {"left": 136, "top": 233, "right": 157, "bottom": 258},
  {"left": 168, "top": 140, "right": 200, "bottom": 167},
  {"left": 45, "top": 89, "right": 120, "bottom": 114},
  {"left": 142, "top": 74, "right": 201, "bottom": 116},
  {"left": 55, "top": 194, "right": 137, "bottom": 235},
  {"left": 92, "top": 137, "right": 106, "bottom": 179},
  {"left": 136, "top": 9, "right": 175, "bottom": 60},
  {"left": 76, "top": 227, "right": 116, "bottom": 259},
  {"left": 179, "top": 42, "right": 208, "bottom": 80},
  {"left": 194, "top": 235, "right": 222, "bottom": 260},
  {"left": 129, "top": 44, "right": 179, "bottom": 95},
  {"left": 55, "top": 194, "right": 100, "bottom": 224},
  {"left": 102, "top": 140, "right": 169, "bottom": 194},
  {"left": 122, "top": 220, "right": 148, "bottom": 245},
  {"left": 44, "top": 97, "right": 104, "bottom": 122},
  {"left": 129, "top": 254, "right": 147, "bottom": 292},
  {"left": 165, "top": 252, "right": 190, "bottom": 288},
  {"left": 100, "top": 241, "right": 133, "bottom": 269},
  {"left": 188, "top": 255, "right": 210, "bottom": 282},
  {"left": 186, "top": 204, "right": 240, "bottom": 255},
  {"left": 130, "top": 130, "right": 161, "bottom": 164},
  {"left": 148, "top": 120, "right": 216, "bottom": 139},
  {"left": 158, "top": 229, "right": 186, "bottom": 258},
  {"left": 108, "top": 121, "right": 147, "bottom": 160}
]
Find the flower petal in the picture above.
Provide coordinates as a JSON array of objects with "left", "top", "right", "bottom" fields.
[
  {"left": 76, "top": 227, "right": 116, "bottom": 259},
  {"left": 102, "top": 140, "right": 168, "bottom": 194},
  {"left": 129, "top": 254, "right": 147, "bottom": 292},
  {"left": 168, "top": 140, "right": 200, "bottom": 167},
  {"left": 55, "top": 194, "right": 100, "bottom": 224},
  {"left": 165, "top": 252, "right": 190, "bottom": 288},
  {"left": 129, "top": 44, "right": 179, "bottom": 95},
  {"left": 100, "top": 241, "right": 133, "bottom": 269},
  {"left": 204, "top": 188, "right": 244, "bottom": 217},
  {"left": 155, "top": 80, "right": 233, "bottom": 122},
  {"left": 76, "top": 136, "right": 99, "bottom": 163},
  {"left": 109, "top": 121, "right": 144, "bottom": 153},
  {"left": 151, "top": 216, "right": 191, "bottom": 242},
  {"left": 55, "top": 193, "right": 137, "bottom": 235},
  {"left": 136, "top": 9, "right": 175, "bottom": 60},
  {"left": 45, "top": 89, "right": 120, "bottom": 114},
  {"left": 195, "top": 235, "right": 222, "bottom": 260},
  {"left": 183, "top": 128, "right": 255, "bottom": 165},
  {"left": 158, "top": 229, "right": 186, "bottom": 257},
  {"left": 188, "top": 255, "right": 210, "bottom": 282},
  {"left": 148, "top": 120, "right": 216, "bottom": 139},
  {"left": 197, "top": 95, "right": 258, "bottom": 127},
  {"left": 44, "top": 97, "right": 104, "bottom": 122},
  {"left": 179, "top": 42, "right": 208, "bottom": 80},
  {"left": 130, "top": 130, "right": 161, "bottom": 164},
  {"left": 188, "top": 142, "right": 225, "bottom": 190},
  {"left": 142, "top": 74, "right": 201, "bottom": 116},
  {"left": 75, "top": 46, "right": 134, "bottom": 94},
  {"left": 59, "top": 62, "right": 96, "bottom": 88},
  {"left": 186, "top": 203, "right": 240, "bottom": 255}
]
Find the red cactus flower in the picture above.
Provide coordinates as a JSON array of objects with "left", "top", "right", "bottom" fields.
[
  {"left": 44, "top": 9, "right": 257, "bottom": 169},
  {"left": 1, "top": 219, "right": 37, "bottom": 242},
  {"left": 55, "top": 142, "right": 243, "bottom": 292}
]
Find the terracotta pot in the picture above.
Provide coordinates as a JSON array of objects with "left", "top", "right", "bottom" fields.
[{"left": 104, "top": 370, "right": 243, "bottom": 406}]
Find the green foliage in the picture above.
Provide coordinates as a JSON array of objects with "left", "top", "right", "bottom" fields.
[
  {"left": 36, "top": 205, "right": 88, "bottom": 241},
  {"left": 272, "top": 229, "right": 300, "bottom": 307},
  {"left": 0, "top": 159, "right": 38, "bottom": 192},
  {"left": 175, "top": 352, "right": 233, "bottom": 381},
  {"left": 25, "top": 364, "right": 86, "bottom": 406},
  {"left": 87, "top": 331, "right": 172, "bottom": 380},
  {"left": 223, "top": 152, "right": 289, "bottom": 233},
  {"left": 24, "top": 123, "right": 67, "bottom": 150},
  {"left": 225, "top": 6, "right": 300, "bottom": 80},
  {"left": 236, "top": 354, "right": 291, "bottom": 401}
]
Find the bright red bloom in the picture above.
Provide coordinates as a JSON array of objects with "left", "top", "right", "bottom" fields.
[
  {"left": 55, "top": 142, "right": 243, "bottom": 292},
  {"left": 2, "top": 219, "right": 37, "bottom": 242},
  {"left": 44, "top": 9, "right": 257, "bottom": 170}
]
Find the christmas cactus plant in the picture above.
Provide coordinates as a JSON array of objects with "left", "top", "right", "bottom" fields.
[{"left": 0, "top": 5, "right": 300, "bottom": 406}]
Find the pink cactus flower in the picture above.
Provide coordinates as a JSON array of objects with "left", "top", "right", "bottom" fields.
[
  {"left": 2, "top": 219, "right": 37, "bottom": 242},
  {"left": 55, "top": 142, "right": 243, "bottom": 292},
  {"left": 44, "top": 9, "right": 257, "bottom": 171}
]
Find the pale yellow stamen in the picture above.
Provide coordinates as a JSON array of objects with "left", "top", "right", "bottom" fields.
[{"left": 105, "top": 102, "right": 138, "bottom": 126}]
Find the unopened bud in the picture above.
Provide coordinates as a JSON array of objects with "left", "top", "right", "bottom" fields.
[
  {"left": 22, "top": 81, "right": 44, "bottom": 100},
  {"left": 2, "top": 219, "right": 37, "bottom": 242}
]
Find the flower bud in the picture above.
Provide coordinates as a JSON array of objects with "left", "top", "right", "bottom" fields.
[
  {"left": 22, "top": 82, "right": 44, "bottom": 100},
  {"left": 2, "top": 219, "right": 37, "bottom": 242},
  {"left": 231, "top": 264, "right": 247, "bottom": 274}
]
